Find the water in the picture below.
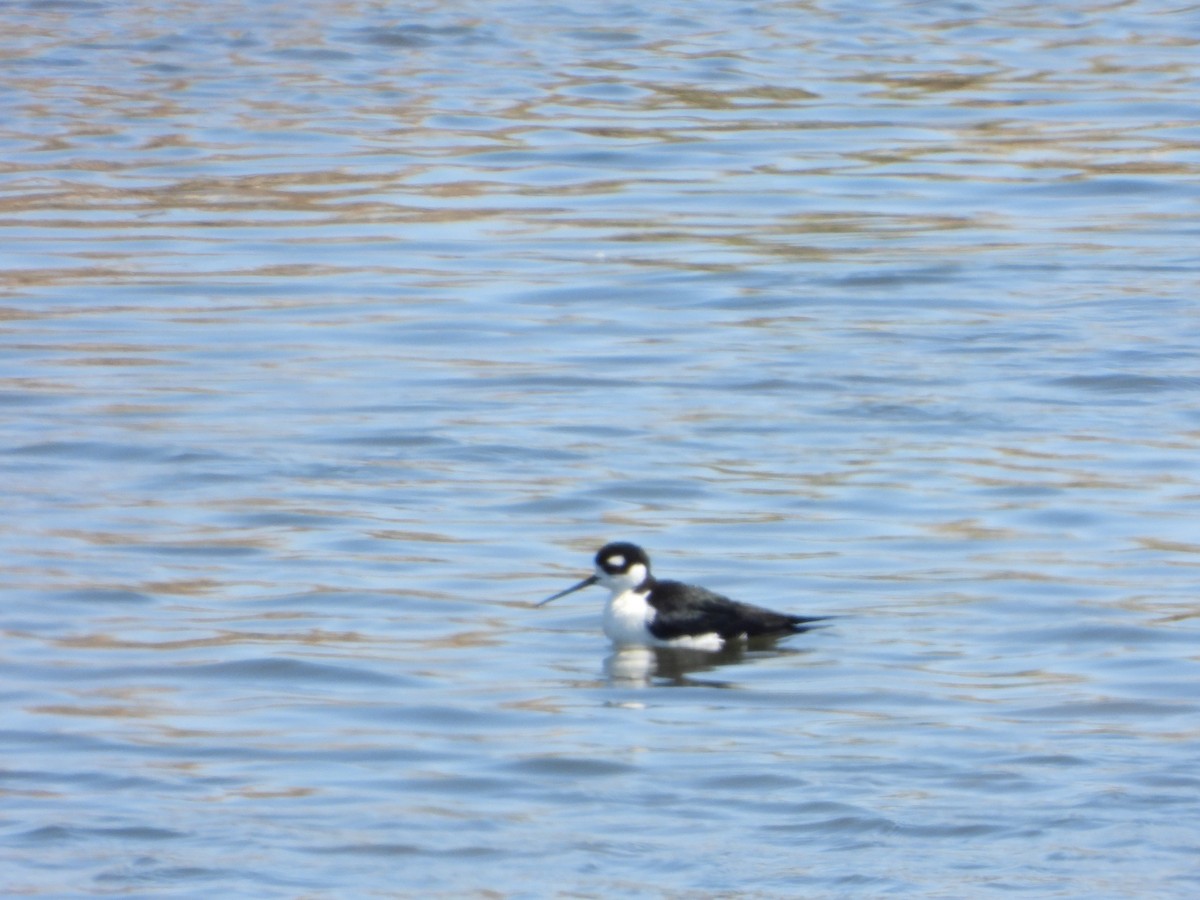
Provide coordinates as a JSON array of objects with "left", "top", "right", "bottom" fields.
[{"left": 2, "top": 0, "right": 1199, "bottom": 895}]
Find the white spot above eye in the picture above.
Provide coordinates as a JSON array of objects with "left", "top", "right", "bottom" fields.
[{"left": 606, "top": 554, "right": 625, "bottom": 568}]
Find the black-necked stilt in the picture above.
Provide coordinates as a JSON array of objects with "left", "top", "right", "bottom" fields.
[{"left": 538, "top": 541, "right": 828, "bottom": 649}]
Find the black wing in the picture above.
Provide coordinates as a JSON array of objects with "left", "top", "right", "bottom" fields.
[{"left": 646, "top": 580, "right": 826, "bottom": 641}]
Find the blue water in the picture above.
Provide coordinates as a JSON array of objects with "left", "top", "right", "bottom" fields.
[{"left": 2, "top": 0, "right": 1199, "bottom": 896}]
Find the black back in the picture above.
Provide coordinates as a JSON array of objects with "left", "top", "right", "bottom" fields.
[{"left": 645, "top": 579, "right": 825, "bottom": 641}]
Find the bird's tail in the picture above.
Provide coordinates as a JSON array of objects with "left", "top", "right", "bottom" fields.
[{"left": 788, "top": 614, "right": 837, "bottom": 633}]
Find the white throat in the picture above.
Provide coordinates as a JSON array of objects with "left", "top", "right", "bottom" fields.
[
  {"left": 602, "top": 584, "right": 655, "bottom": 647},
  {"left": 598, "top": 562, "right": 648, "bottom": 596}
]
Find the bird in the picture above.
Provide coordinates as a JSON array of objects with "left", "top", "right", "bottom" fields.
[{"left": 537, "top": 541, "right": 828, "bottom": 649}]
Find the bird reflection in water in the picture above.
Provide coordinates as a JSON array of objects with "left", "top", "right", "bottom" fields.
[{"left": 604, "top": 636, "right": 813, "bottom": 688}]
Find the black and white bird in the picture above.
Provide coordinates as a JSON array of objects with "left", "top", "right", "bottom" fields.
[{"left": 538, "top": 542, "right": 827, "bottom": 649}]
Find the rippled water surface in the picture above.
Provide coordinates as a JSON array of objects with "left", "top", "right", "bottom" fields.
[{"left": 2, "top": 0, "right": 1199, "bottom": 896}]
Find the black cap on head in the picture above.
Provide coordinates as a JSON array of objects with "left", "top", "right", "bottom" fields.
[{"left": 595, "top": 542, "right": 650, "bottom": 576}]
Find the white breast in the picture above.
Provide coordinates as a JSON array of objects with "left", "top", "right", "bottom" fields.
[
  {"left": 602, "top": 589, "right": 726, "bottom": 650},
  {"left": 602, "top": 589, "right": 657, "bottom": 647}
]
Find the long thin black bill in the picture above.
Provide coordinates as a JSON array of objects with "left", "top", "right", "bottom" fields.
[{"left": 536, "top": 574, "right": 598, "bottom": 607}]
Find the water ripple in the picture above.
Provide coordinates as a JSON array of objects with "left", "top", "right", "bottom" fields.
[{"left": 2, "top": 1, "right": 1199, "bottom": 897}]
